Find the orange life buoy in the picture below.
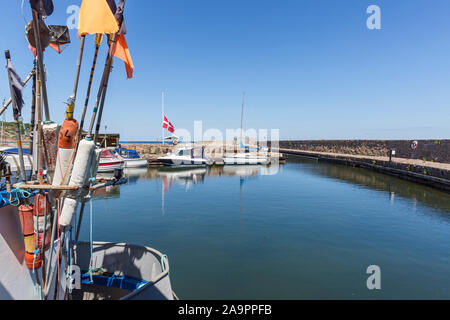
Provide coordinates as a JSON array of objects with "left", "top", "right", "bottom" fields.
[{"left": 18, "top": 205, "right": 34, "bottom": 236}]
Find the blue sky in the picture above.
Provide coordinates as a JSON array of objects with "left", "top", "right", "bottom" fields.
[{"left": 1, "top": 0, "right": 450, "bottom": 140}]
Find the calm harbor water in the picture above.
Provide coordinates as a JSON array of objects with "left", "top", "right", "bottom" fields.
[{"left": 78, "top": 156, "right": 450, "bottom": 299}]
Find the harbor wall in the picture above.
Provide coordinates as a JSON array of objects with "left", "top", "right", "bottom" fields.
[{"left": 275, "top": 140, "right": 450, "bottom": 164}]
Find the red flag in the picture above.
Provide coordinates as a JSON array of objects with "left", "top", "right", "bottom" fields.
[
  {"left": 29, "top": 44, "right": 62, "bottom": 57},
  {"left": 112, "top": 33, "right": 134, "bottom": 79},
  {"left": 163, "top": 116, "right": 175, "bottom": 133}
]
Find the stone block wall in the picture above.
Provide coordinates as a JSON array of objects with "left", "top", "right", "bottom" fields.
[{"left": 274, "top": 140, "right": 450, "bottom": 163}]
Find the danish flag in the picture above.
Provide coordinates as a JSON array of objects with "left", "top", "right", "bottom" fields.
[{"left": 163, "top": 116, "right": 175, "bottom": 133}]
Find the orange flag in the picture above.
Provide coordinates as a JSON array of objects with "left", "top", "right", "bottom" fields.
[
  {"left": 113, "top": 33, "right": 134, "bottom": 79},
  {"left": 78, "top": 0, "right": 119, "bottom": 37}
]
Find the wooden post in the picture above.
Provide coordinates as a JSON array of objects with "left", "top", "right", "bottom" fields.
[{"left": 36, "top": 69, "right": 44, "bottom": 184}]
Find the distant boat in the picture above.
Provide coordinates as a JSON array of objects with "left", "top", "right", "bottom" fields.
[
  {"left": 115, "top": 148, "right": 148, "bottom": 168},
  {"left": 98, "top": 149, "right": 124, "bottom": 173},
  {"left": 158, "top": 146, "right": 211, "bottom": 168},
  {"left": 0, "top": 147, "right": 33, "bottom": 173},
  {"left": 223, "top": 153, "right": 270, "bottom": 165},
  {"left": 224, "top": 92, "right": 270, "bottom": 166}
]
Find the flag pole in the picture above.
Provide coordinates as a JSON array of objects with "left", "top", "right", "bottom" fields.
[
  {"left": 87, "top": 0, "right": 127, "bottom": 140},
  {"left": 29, "top": 61, "right": 37, "bottom": 180},
  {"left": 4, "top": 50, "right": 27, "bottom": 182},
  {"left": 162, "top": 89, "right": 165, "bottom": 145},
  {"left": 241, "top": 91, "right": 245, "bottom": 146},
  {"left": 65, "top": 35, "right": 86, "bottom": 120},
  {"left": 86, "top": 34, "right": 117, "bottom": 139},
  {"left": 31, "top": 8, "right": 50, "bottom": 121}
]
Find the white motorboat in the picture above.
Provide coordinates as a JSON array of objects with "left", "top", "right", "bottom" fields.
[
  {"left": 158, "top": 146, "right": 212, "bottom": 168},
  {"left": 115, "top": 148, "right": 148, "bottom": 168},
  {"left": 98, "top": 149, "right": 124, "bottom": 173},
  {"left": 223, "top": 153, "right": 270, "bottom": 165}
]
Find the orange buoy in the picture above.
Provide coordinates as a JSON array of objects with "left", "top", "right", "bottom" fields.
[
  {"left": 18, "top": 205, "right": 34, "bottom": 236},
  {"left": 33, "top": 193, "right": 50, "bottom": 217},
  {"left": 36, "top": 232, "right": 51, "bottom": 251},
  {"left": 18, "top": 204, "right": 41, "bottom": 270},
  {"left": 25, "top": 251, "right": 41, "bottom": 270},
  {"left": 33, "top": 193, "right": 51, "bottom": 251},
  {"left": 58, "top": 119, "right": 79, "bottom": 149},
  {"left": 23, "top": 234, "right": 36, "bottom": 254}
]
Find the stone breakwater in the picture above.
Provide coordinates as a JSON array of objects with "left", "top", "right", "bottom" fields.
[
  {"left": 275, "top": 140, "right": 450, "bottom": 192},
  {"left": 274, "top": 140, "right": 450, "bottom": 164}
]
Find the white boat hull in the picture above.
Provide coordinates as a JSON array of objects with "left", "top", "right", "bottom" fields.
[
  {"left": 123, "top": 159, "right": 148, "bottom": 168},
  {"left": 97, "top": 160, "right": 124, "bottom": 173},
  {"left": 158, "top": 155, "right": 210, "bottom": 168},
  {"left": 223, "top": 154, "right": 270, "bottom": 165},
  {"left": 3, "top": 154, "right": 33, "bottom": 173}
]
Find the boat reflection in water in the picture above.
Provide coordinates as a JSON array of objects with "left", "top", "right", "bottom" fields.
[
  {"left": 158, "top": 168, "right": 207, "bottom": 193},
  {"left": 102, "top": 159, "right": 450, "bottom": 218}
]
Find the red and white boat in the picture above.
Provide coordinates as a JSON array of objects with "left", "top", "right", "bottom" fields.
[{"left": 98, "top": 149, "right": 124, "bottom": 173}]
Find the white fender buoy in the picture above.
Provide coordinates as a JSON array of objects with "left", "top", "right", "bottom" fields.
[
  {"left": 80, "top": 148, "right": 101, "bottom": 199},
  {"left": 53, "top": 148, "right": 75, "bottom": 186},
  {"left": 59, "top": 138, "right": 95, "bottom": 227},
  {"left": 59, "top": 198, "right": 78, "bottom": 227}
]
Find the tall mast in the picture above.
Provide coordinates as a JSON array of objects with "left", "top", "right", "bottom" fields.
[
  {"left": 240, "top": 91, "right": 245, "bottom": 144},
  {"left": 162, "top": 89, "right": 165, "bottom": 144}
]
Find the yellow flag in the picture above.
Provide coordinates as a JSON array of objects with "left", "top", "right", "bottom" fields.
[{"left": 78, "top": 0, "right": 119, "bottom": 37}]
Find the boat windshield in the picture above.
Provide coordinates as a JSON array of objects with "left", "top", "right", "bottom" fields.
[
  {"left": 101, "top": 149, "right": 116, "bottom": 158},
  {"left": 176, "top": 149, "right": 192, "bottom": 156},
  {"left": 115, "top": 148, "right": 141, "bottom": 159}
]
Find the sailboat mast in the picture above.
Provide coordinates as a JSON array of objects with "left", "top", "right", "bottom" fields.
[{"left": 240, "top": 92, "right": 245, "bottom": 144}]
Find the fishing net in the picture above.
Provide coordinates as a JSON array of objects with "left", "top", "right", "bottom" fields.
[
  {"left": 48, "top": 25, "right": 71, "bottom": 53},
  {"left": 25, "top": 19, "right": 50, "bottom": 49},
  {"left": 25, "top": 20, "right": 71, "bottom": 54}
]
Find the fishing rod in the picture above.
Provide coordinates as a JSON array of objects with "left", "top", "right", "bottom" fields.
[
  {"left": 93, "top": 47, "right": 115, "bottom": 144},
  {"left": 78, "top": 34, "right": 103, "bottom": 142},
  {"left": 86, "top": 33, "right": 118, "bottom": 140},
  {"left": 74, "top": 34, "right": 118, "bottom": 242}
]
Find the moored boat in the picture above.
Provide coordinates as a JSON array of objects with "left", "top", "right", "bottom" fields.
[
  {"left": 98, "top": 149, "right": 124, "bottom": 173},
  {"left": 223, "top": 153, "right": 270, "bottom": 165},
  {"left": 158, "top": 146, "right": 211, "bottom": 168},
  {"left": 0, "top": 147, "right": 34, "bottom": 173},
  {"left": 115, "top": 147, "right": 148, "bottom": 168}
]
